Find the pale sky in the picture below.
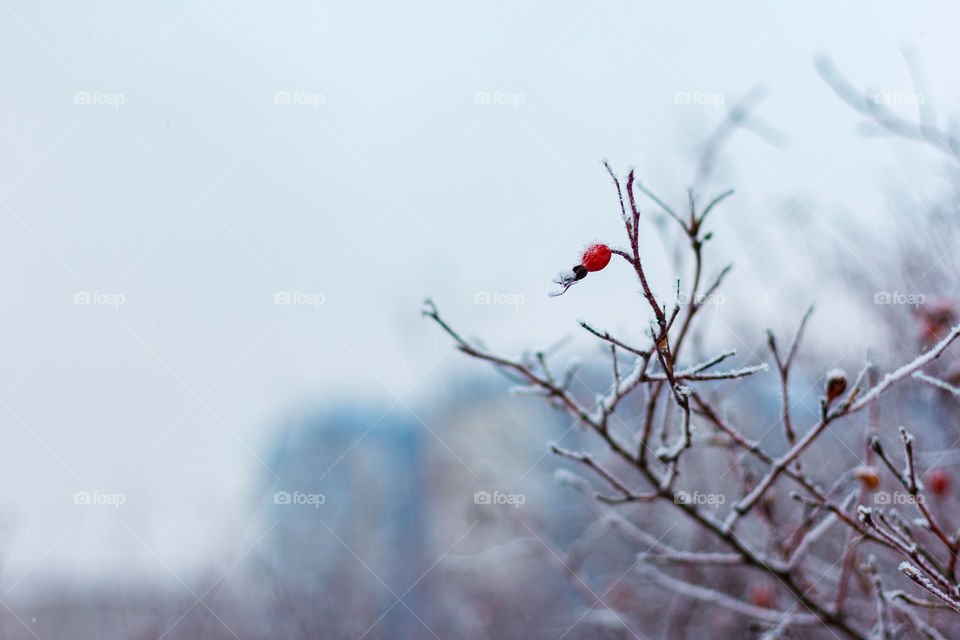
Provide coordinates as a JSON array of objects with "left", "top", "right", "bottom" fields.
[{"left": 1, "top": 1, "right": 958, "bottom": 579}]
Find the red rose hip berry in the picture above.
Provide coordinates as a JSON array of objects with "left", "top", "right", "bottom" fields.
[
  {"left": 748, "top": 582, "right": 776, "bottom": 608},
  {"left": 550, "top": 243, "right": 613, "bottom": 296},
  {"left": 928, "top": 468, "right": 950, "bottom": 496},
  {"left": 581, "top": 243, "right": 612, "bottom": 272}
]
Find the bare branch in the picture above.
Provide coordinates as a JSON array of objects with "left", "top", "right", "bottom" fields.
[
  {"left": 913, "top": 371, "right": 960, "bottom": 397},
  {"left": 636, "top": 565, "right": 819, "bottom": 626},
  {"left": 900, "top": 562, "right": 960, "bottom": 613}
]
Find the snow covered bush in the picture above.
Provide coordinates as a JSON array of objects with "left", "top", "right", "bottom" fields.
[{"left": 425, "top": 66, "right": 960, "bottom": 635}]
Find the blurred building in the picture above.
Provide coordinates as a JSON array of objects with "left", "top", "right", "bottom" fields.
[{"left": 261, "top": 405, "right": 427, "bottom": 638}]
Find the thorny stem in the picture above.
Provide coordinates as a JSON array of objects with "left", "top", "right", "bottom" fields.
[
  {"left": 767, "top": 305, "right": 814, "bottom": 448},
  {"left": 734, "top": 321, "right": 960, "bottom": 521},
  {"left": 425, "top": 162, "right": 960, "bottom": 639},
  {"left": 869, "top": 430, "right": 960, "bottom": 584}
]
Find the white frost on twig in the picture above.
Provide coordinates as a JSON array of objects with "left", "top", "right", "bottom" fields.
[
  {"left": 509, "top": 384, "right": 549, "bottom": 397},
  {"left": 733, "top": 324, "right": 960, "bottom": 520},
  {"left": 849, "top": 324, "right": 960, "bottom": 413},
  {"left": 589, "top": 354, "right": 767, "bottom": 423},
  {"left": 913, "top": 371, "right": 960, "bottom": 398},
  {"left": 685, "top": 349, "right": 737, "bottom": 372},
  {"left": 553, "top": 467, "right": 590, "bottom": 492},
  {"left": 899, "top": 562, "right": 960, "bottom": 613},
  {"left": 788, "top": 490, "right": 856, "bottom": 568},
  {"left": 679, "top": 362, "right": 769, "bottom": 380},
  {"left": 889, "top": 598, "right": 950, "bottom": 640},
  {"left": 591, "top": 356, "right": 645, "bottom": 423},
  {"left": 636, "top": 564, "right": 819, "bottom": 625}
]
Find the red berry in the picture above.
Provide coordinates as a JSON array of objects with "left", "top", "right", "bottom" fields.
[
  {"left": 928, "top": 469, "right": 950, "bottom": 496},
  {"left": 918, "top": 299, "right": 957, "bottom": 346},
  {"left": 825, "top": 369, "right": 848, "bottom": 403},
  {"left": 853, "top": 465, "right": 880, "bottom": 490},
  {"left": 581, "top": 244, "right": 611, "bottom": 272},
  {"left": 549, "top": 243, "right": 613, "bottom": 297},
  {"left": 748, "top": 582, "right": 776, "bottom": 608}
]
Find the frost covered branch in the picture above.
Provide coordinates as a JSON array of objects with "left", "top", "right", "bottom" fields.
[{"left": 426, "top": 155, "right": 960, "bottom": 638}]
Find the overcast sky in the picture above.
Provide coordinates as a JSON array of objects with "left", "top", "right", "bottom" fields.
[{"left": 1, "top": 1, "right": 959, "bottom": 579}]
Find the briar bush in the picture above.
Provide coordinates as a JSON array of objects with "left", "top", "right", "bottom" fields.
[{"left": 426, "top": 59, "right": 960, "bottom": 640}]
